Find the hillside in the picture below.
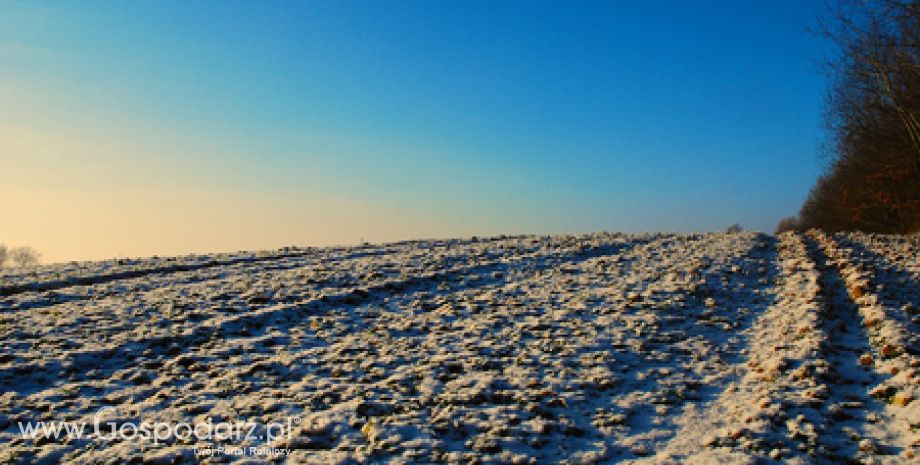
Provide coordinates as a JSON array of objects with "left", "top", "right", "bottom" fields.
[{"left": 0, "top": 232, "right": 917, "bottom": 464}]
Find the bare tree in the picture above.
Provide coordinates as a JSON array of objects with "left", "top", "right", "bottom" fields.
[
  {"left": 725, "top": 224, "right": 743, "bottom": 234},
  {"left": 799, "top": 0, "right": 920, "bottom": 233},
  {"left": 9, "top": 247, "right": 40, "bottom": 267}
]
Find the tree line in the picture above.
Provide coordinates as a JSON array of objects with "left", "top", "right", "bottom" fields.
[{"left": 779, "top": 0, "right": 920, "bottom": 234}]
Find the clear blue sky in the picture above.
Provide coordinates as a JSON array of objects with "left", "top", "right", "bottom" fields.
[{"left": 1, "top": 1, "right": 832, "bottom": 261}]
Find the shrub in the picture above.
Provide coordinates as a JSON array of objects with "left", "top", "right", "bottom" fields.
[
  {"left": 775, "top": 216, "right": 800, "bottom": 234},
  {"left": 9, "top": 247, "right": 40, "bottom": 267}
]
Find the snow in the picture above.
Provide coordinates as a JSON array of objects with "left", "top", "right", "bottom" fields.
[{"left": 0, "top": 232, "right": 917, "bottom": 464}]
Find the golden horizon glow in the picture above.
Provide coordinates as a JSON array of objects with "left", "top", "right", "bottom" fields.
[{"left": 1, "top": 123, "right": 508, "bottom": 264}]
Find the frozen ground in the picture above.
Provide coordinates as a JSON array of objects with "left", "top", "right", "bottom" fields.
[{"left": 0, "top": 232, "right": 917, "bottom": 464}]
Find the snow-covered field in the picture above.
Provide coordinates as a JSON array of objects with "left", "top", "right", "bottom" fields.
[{"left": 0, "top": 232, "right": 917, "bottom": 464}]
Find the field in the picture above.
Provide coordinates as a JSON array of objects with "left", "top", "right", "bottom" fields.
[{"left": 0, "top": 232, "right": 918, "bottom": 464}]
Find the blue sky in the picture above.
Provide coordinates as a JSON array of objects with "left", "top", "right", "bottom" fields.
[{"left": 1, "top": 1, "right": 832, "bottom": 261}]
